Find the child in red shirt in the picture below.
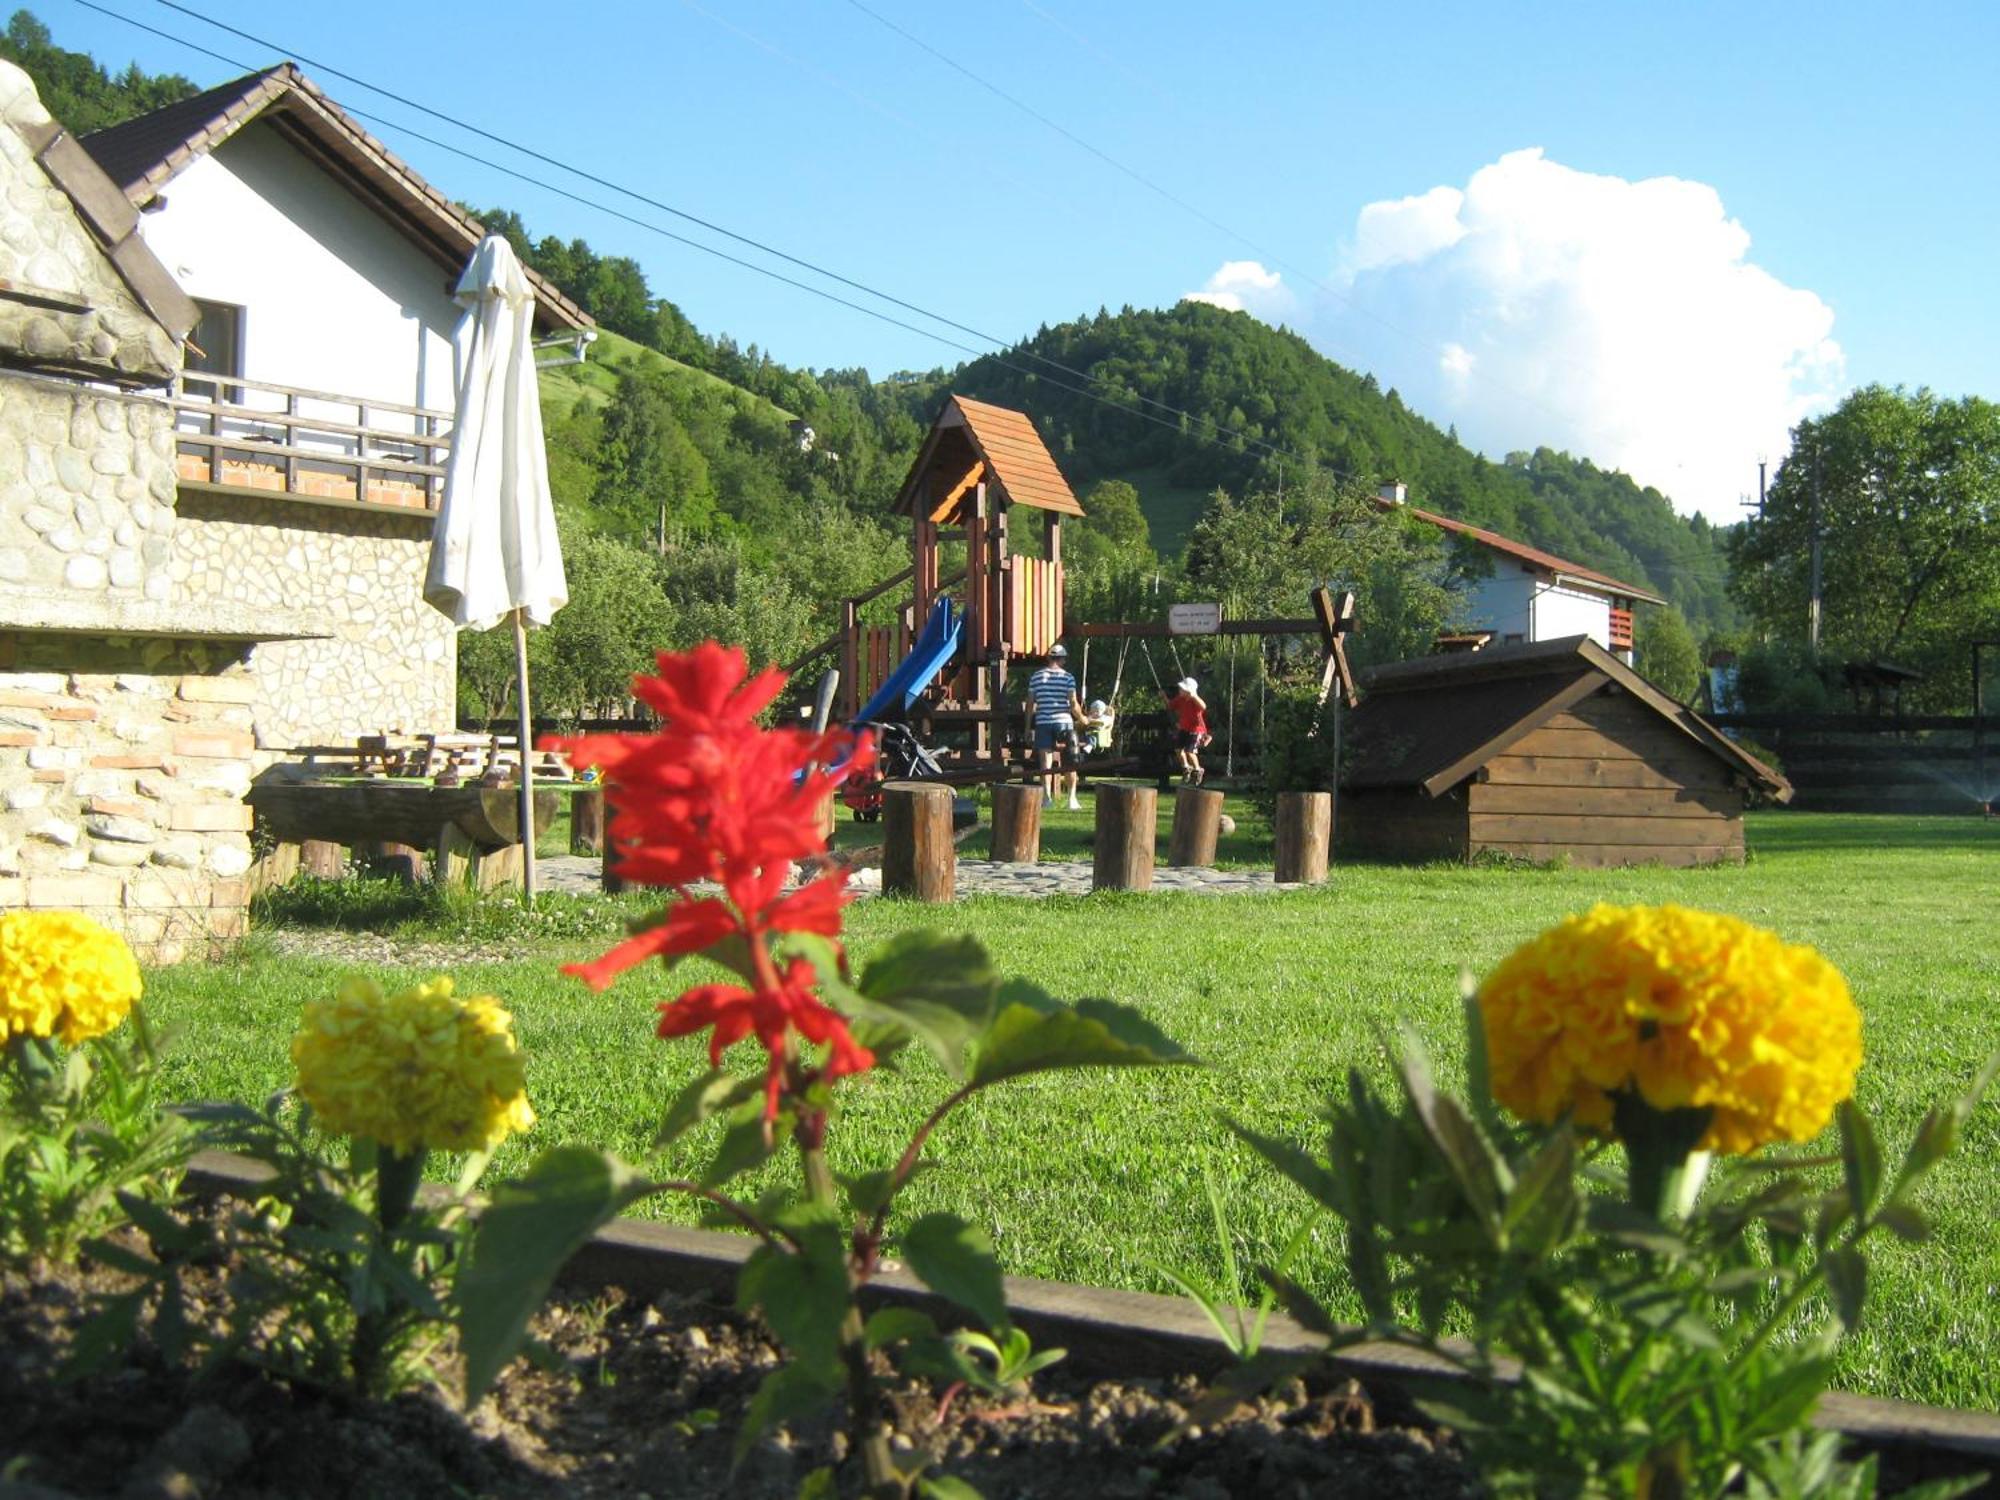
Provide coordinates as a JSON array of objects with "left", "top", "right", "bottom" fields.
[{"left": 1170, "top": 678, "right": 1209, "bottom": 785}]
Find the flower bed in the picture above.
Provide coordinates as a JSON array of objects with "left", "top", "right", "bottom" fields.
[{"left": 6, "top": 644, "right": 1999, "bottom": 1500}]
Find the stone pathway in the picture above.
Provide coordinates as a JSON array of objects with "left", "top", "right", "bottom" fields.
[{"left": 535, "top": 854, "right": 1298, "bottom": 899}]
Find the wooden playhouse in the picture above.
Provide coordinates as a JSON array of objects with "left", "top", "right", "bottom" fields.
[{"left": 1338, "top": 636, "right": 1790, "bottom": 867}]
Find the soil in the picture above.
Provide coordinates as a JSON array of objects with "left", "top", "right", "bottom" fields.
[{"left": 1, "top": 1233, "right": 1476, "bottom": 1500}]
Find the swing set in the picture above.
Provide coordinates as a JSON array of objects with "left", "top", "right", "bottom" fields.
[{"left": 1073, "top": 586, "right": 1358, "bottom": 779}]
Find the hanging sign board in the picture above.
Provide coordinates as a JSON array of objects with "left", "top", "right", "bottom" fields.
[{"left": 1168, "top": 602, "right": 1222, "bottom": 635}]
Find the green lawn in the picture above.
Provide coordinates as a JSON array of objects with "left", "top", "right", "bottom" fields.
[{"left": 143, "top": 812, "right": 2000, "bottom": 1410}]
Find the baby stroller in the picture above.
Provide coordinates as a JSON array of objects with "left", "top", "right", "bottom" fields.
[{"left": 841, "top": 719, "right": 945, "bottom": 822}]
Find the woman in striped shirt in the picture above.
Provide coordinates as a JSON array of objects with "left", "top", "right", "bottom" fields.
[{"left": 1027, "top": 644, "right": 1087, "bottom": 807}]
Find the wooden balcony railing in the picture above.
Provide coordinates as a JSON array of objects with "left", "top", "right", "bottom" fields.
[
  {"left": 170, "top": 371, "right": 452, "bottom": 512},
  {"left": 1609, "top": 607, "right": 1634, "bottom": 651}
]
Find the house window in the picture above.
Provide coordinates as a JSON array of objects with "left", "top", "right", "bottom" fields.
[{"left": 185, "top": 300, "right": 244, "bottom": 401}]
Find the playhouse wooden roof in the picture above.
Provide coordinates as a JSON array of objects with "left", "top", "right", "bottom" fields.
[
  {"left": 80, "top": 65, "right": 592, "bottom": 335},
  {"left": 893, "top": 394, "right": 1083, "bottom": 518},
  {"left": 1344, "top": 635, "right": 1789, "bottom": 800}
]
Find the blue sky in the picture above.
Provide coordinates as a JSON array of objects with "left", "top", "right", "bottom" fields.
[{"left": 42, "top": 0, "right": 2000, "bottom": 516}]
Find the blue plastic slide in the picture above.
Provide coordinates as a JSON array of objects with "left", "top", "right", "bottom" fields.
[{"left": 853, "top": 596, "right": 962, "bottom": 726}]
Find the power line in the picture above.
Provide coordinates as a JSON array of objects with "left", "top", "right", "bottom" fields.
[
  {"left": 145, "top": 0, "right": 1253, "bottom": 440},
  {"left": 72, "top": 0, "right": 1320, "bottom": 471},
  {"left": 72, "top": 0, "right": 1714, "bottom": 598},
  {"left": 852, "top": 0, "right": 1611, "bottom": 415}
]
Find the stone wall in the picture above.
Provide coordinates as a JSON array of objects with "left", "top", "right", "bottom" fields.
[
  {"left": 0, "top": 632, "right": 256, "bottom": 963},
  {"left": 0, "top": 376, "right": 179, "bottom": 601},
  {"left": 170, "top": 489, "right": 456, "bottom": 747},
  {"left": 0, "top": 68, "right": 179, "bottom": 384}
]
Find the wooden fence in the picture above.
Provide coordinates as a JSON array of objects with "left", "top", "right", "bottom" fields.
[{"left": 1709, "top": 712, "right": 1998, "bottom": 814}]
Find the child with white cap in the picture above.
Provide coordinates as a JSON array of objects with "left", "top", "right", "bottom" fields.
[{"left": 1169, "top": 678, "right": 1208, "bottom": 785}]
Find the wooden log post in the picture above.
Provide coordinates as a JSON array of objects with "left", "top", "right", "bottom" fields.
[
  {"left": 363, "top": 840, "right": 428, "bottom": 884},
  {"left": 814, "top": 785, "right": 837, "bottom": 845},
  {"left": 989, "top": 781, "right": 1042, "bottom": 863},
  {"left": 1167, "top": 787, "right": 1224, "bottom": 868},
  {"left": 1273, "top": 791, "right": 1332, "bottom": 884},
  {"left": 1092, "top": 781, "right": 1156, "bottom": 892},
  {"left": 300, "top": 839, "right": 345, "bottom": 879},
  {"left": 570, "top": 786, "right": 605, "bottom": 855},
  {"left": 882, "top": 781, "right": 956, "bottom": 902}
]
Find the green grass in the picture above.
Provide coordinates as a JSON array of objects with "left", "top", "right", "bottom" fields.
[
  {"left": 144, "top": 812, "right": 2000, "bottom": 1409},
  {"left": 537, "top": 326, "right": 796, "bottom": 420},
  {"left": 1115, "top": 464, "right": 1217, "bottom": 557}
]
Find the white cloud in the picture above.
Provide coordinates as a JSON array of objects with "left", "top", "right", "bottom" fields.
[
  {"left": 1182, "top": 259, "right": 1291, "bottom": 317},
  {"left": 1193, "top": 148, "right": 1844, "bottom": 516}
]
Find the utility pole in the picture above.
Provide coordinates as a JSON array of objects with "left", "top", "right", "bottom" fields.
[
  {"left": 1807, "top": 445, "right": 1824, "bottom": 653},
  {"left": 1757, "top": 459, "right": 1767, "bottom": 515}
]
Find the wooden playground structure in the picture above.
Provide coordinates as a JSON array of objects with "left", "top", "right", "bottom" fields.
[
  {"left": 787, "top": 394, "right": 1079, "bottom": 773},
  {"left": 787, "top": 394, "right": 1356, "bottom": 786}
]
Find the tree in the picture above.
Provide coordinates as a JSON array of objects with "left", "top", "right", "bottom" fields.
[
  {"left": 1729, "top": 386, "right": 2000, "bottom": 710},
  {"left": 1063, "top": 479, "right": 1158, "bottom": 624},
  {"left": 1633, "top": 607, "right": 1702, "bottom": 703},
  {"left": 1186, "top": 472, "right": 1456, "bottom": 666}
]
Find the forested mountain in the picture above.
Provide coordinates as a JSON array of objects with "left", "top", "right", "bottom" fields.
[
  {"left": 7, "top": 11, "right": 1745, "bottom": 718},
  {"left": 913, "top": 305, "right": 1739, "bottom": 631}
]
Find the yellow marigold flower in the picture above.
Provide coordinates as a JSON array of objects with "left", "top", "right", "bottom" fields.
[
  {"left": 290, "top": 976, "right": 535, "bottom": 1155},
  {"left": 1478, "top": 904, "right": 1862, "bottom": 1155},
  {"left": 0, "top": 910, "right": 142, "bottom": 1046}
]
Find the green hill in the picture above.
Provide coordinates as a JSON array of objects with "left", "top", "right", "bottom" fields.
[
  {"left": 539, "top": 326, "right": 795, "bottom": 422},
  {"left": 910, "top": 303, "right": 1739, "bottom": 632}
]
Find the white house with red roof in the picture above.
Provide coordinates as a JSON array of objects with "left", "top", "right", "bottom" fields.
[{"left": 1378, "top": 483, "right": 1664, "bottom": 664}]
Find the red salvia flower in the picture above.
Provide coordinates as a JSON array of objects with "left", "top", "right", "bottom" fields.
[{"left": 549, "top": 643, "right": 877, "bottom": 1119}]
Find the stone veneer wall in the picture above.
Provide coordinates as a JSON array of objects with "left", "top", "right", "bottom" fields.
[
  {"left": 0, "top": 377, "right": 179, "bottom": 598},
  {"left": 170, "top": 489, "right": 456, "bottom": 748},
  {"left": 0, "top": 633, "right": 256, "bottom": 963}
]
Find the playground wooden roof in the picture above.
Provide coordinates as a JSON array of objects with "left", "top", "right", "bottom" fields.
[
  {"left": 1344, "top": 635, "right": 1789, "bottom": 799},
  {"left": 893, "top": 394, "right": 1083, "bottom": 518}
]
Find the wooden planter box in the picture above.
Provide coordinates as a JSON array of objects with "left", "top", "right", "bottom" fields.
[{"left": 179, "top": 1150, "right": 2000, "bottom": 1488}]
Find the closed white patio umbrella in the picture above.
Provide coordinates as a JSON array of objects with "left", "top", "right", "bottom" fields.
[{"left": 426, "top": 234, "right": 567, "bottom": 902}]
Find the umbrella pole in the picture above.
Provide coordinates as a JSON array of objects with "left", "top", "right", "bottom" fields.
[{"left": 513, "top": 607, "right": 536, "bottom": 907}]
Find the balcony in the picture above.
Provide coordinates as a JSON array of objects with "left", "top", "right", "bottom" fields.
[
  {"left": 1609, "top": 606, "right": 1634, "bottom": 651},
  {"left": 170, "top": 371, "right": 451, "bottom": 514}
]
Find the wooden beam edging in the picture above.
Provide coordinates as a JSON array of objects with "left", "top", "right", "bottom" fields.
[{"left": 179, "top": 1152, "right": 2000, "bottom": 1477}]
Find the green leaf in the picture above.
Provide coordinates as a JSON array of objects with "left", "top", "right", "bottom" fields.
[
  {"left": 845, "top": 931, "right": 1001, "bottom": 1080},
  {"left": 457, "top": 1146, "right": 654, "bottom": 1404},
  {"left": 1227, "top": 1119, "right": 1343, "bottom": 1212},
  {"left": 837, "top": 1165, "right": 912, "bottom": 1219},
  {"left": 735, "top": 1362, "right": 839, "bottom": 1468},
  {"left": 737, "top": 1220, "right": 850, "bottom": 1382},
  {"left": 1254, "top": 1264, "right": 1340, "bottom": 1338},
  {"left": 702, "top": 1098, "right": 785, "bottom": 1189},
  {"left": 916, "top": 1475, "right": 985, "bottom": 1499},
  {"left": 902, "top": 1212, "right": 1008, "bottom": 1330},
  {"left": 657, "top": 1070, "right": 761, "bottom": 1150},
  {"left": 796, "top": 1467, "right": 840, "bottom": 1500},
  {"left": 970, "top": 997, "right": 1198, "bottom": 1088},
  {"left": 864, "top": 1306, "right": 938, "bottom": 1351},
  {"left": 1396, "top": 1041, "right": 1509, "bottom": 1233},
  {"left": 1874, "top": 1201, "right": 1930, "bottom": 1242},
  {"left": 1501, "top": 1128, "right": 1578, "bottom": 1257},
  {"left": 1824, "top": 1246, "right": 1867, "bottom": 1331},
  {"left": 1838, "top": 1102, "right": 1882, "bottom": 1220}
]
